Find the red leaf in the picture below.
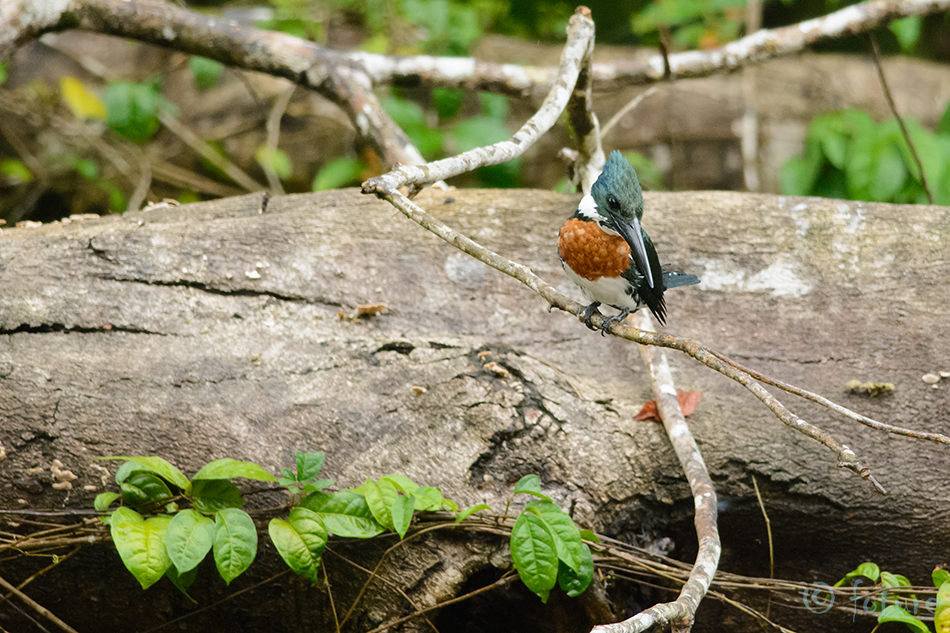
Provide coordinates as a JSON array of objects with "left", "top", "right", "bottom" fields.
[{"left": 635, "top": 389, "right": 702, "bottom": 422}]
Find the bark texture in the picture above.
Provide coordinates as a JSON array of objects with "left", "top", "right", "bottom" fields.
[{"left": 1, "top": 188, "right": 948, "bottom": 632}]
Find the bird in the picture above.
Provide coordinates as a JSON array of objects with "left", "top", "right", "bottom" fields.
[{"left": 558, "top": 151, "right": 700, "bottom": 333}]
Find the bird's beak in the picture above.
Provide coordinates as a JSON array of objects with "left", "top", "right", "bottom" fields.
[{"left": 616, "top": 216, "right": 654, "bottom": 289}]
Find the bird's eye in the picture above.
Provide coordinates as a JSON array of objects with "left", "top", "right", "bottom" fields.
[{"left": 606, "top": 194, "right": 621, "bottom": 211}]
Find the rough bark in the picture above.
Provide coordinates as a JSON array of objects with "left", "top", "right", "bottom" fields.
[{"left": 1, "top": 188, "right": 948, "bottom": 632}]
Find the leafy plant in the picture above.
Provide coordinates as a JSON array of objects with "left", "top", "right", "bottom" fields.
[
  {"left": 96, "top": 453, "right": 596, "bottom": 604},
  {"left": 189, "top": 56, "right": 224, "bottom": 91},
  {"left": 835, "top": 562, "right": 950, "bottom": 633},
  {"left": 103, "top": 78, "right": 176, "bottom": 144},
  {"left": 781, "top": 104, "right": 950, "bottom": 205}
]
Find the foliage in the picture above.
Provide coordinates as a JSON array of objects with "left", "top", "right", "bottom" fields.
[
  {"left": 780, "top": 104, "right": 950, "bottom": 204},
  {"left": 103, "top": 78, "right": 176, "bottom": 144},
  {"left": 632, "top": 0, "right": 747, "bottom": 50},
  {"left": 95, "top": 453, "right": 595, "bottom": 604},
  {"left": 835, "top": 562, "right": 950, "bottom": 633},
  {"left": 189, "top": 56, "right": 224, "bottom": 91}
]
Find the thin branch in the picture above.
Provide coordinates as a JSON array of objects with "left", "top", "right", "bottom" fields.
[
  {"left": 589, "top": 312, "right": 721, "bottom": 633},
  {"left": 708, "top": 350, "right": 950, "bottom": 445},
  {"left": 599, "top": 87, "right": 660, "bottom": 141},
  {"left": 0, "top": 573, "right": 81, "bottom": 633},
  {"left": 866, "top": 33, "right": 934, "bottom": 203}
]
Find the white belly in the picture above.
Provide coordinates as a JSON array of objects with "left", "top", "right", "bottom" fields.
[{"left": 562, "top": 263, "right": 642, "bottom": 311}]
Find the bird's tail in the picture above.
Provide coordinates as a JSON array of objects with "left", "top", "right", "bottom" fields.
[{"left": 662, "top": 270, "right": 701, "bottom": 289}]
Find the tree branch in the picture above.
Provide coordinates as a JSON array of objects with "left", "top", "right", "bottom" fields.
[{"left": 589, "top": 312, "right": 720, "bottom": 633}]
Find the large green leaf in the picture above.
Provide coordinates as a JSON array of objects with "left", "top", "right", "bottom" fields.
[
  {"left": 391, "top": 494, "right": 414, "bottom": 538},
  {"left": 835, "top": 562, "right": 880, "bottom": 586},
  {"left": 268, "top": 508, "right": 327, "bottom": 582},
  {"left": 166, "top": 509, "right": 215, "bottom": 573},
  {"left": 213, "top": 508, "right": 258, "bottom": 584},
  {"left": 193, "top": 458, "right": 277, "bottom": 482},
  {"left": 191, "top": 479, "right": 245, "bottom": 513},
  {"left": 299, "top": 490, "right": 385, "bottom": 538},
  {"left": 120, "top": 471, "right": 174, "bottom": 509},
  {"left": 877, "top": 604, "right": 929, "bottom": 633},
  {"left": 510, "top": 510, "right": 558, "bottom": 603},
  {"left": 296, "top": 452, "right": 326, "bottom": 482},
  {"left": 532, "top": 501, "right": 584, "bottom": 572},
  {"left": 110, "top": 507, "right": 172, "bottom": 589},
  {"left": 105, "top": 456, "right": 191, "bottom": 492},
  {"left": 359, "top": 479, "right": 398, "bottom": 530},
  {"left": 557, "top": 543, "right": 594, "bottom": 597}
]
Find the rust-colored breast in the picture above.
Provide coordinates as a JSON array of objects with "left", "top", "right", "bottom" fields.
[{"left": 558, "top": 217, "right": 630, "bottom": 280}]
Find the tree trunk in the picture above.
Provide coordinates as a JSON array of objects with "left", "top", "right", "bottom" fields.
[{"left": 1, "top": 188, "right": 948, "bottom": 632}]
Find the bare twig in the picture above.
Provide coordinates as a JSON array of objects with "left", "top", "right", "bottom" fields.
[
  {"left": 709, "top": 350, "right": 950, "bottom": 445},
  {"left": 599, "top": 87, "right": 659, "bottom": 141},
  {"left": 590, "top": 311, "right": 720, "bottom": 633},
  {"left": 866, "top": 34, "right": 934, "bottom": 203},
  {"left": 262, "top": 83, "right": 296, "bottom": 195},
  {"left": 564, "top": 22, "right": 605, "bottom": 194},
  {"left": 0, "top": 573, "right": 81, "bottom": 633}
]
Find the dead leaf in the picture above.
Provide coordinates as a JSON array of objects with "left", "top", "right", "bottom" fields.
[
  {"left": 635, "top": 389, "right": 702, "bottom": 422},
  {"left": 356, "top": 303, "right": 387, "bottom": 317}
]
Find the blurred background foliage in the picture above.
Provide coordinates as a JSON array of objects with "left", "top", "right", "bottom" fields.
[{"left": 1, "top": 0, "right": 950, "bottom": 223}]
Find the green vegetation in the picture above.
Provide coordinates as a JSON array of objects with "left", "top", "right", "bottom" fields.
[
  {"left": 95, "top": 453, "right": 594, "bottom": 604},
  {"left": 834, "top": 562, "right": 950, "bottom": 633},
  {"left": 781, "top": 103, "right": 950, "bottom": 204}
]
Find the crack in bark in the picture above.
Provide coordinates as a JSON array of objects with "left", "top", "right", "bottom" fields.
[
  {"left": 0, "top": 323, "right": 167, "bottom": 336},
  {"left": 96, "top": 274, "right": 338, "bottom": 305}
]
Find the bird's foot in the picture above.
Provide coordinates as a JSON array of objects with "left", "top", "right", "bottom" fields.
[
  {"left": 582, "top": 302, "right": 602, "bottom": 331},
  {"left": 600, "top": 308, "right": 631, "bottom": 335}
]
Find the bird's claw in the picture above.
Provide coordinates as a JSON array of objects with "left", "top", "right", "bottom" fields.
[{"left": 582, "top": 302, "right": 602, "bottom": 331}]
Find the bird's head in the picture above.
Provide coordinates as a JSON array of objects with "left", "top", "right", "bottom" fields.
[{"left": 590, "top": 150, "right": 644, "bottom": 225}]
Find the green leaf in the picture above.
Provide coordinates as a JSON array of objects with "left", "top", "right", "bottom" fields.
[
  {"left": 193, "top": 458, "right": 277, "bottom": 482},
  {"left": 110, "top": 507, "right": 172, "bottom": 589},
  {"left": 432, "top": 87, "right": 463, "bottom": 120},
  {"left": 533, "top": 501, "right": 584, "bottom": 572},
  {"left": 103, "top": 81, "right": 174, "bottom": 143},
  {"left": 579, "top": 529, "right": 601, "bottom": 543},
  {"left": 936, "top": 579, "right": 950, "bottom": 611},
  {"left": 881, "top": 571, "right": 912, "bottom": 589},
  {"left": 296, "top": 452, "right": 325, "bottom": 481},
  {"left": 381, "top": 95, "right": 443, "bottom": 157},
  {"left": 300, "top": 490, "right": 385, "bottom": 538},
  {"left": 835, "top": 562, "right": 880, "bottom": 587},
  {"left": 938, "top": 100, "right": 950, "bottom": 136},
  {"left": 189, "top": 56, "right": 223, "bottom": 91},
  {"left": 94, "top": 492, "right": 120, "bottom": 511},
  {"left": 268, "top": 507, "right": 327, "bottom": 582},
  {"left": 391, "top": 494, "right": 414, "bottom": 538},
  {"left": 456, "top": 503, "right": 491, "bottom": 523},
  {"left": 359, "top": 479, "right": 398, "bottom": 530},
  {"left": 877, "top": 604, "right": 929, "bottom": 633},
  {"left": 105, "top": 456, "right": 191, "bottom": 492},
  {"left": 120, "top": 472, "right": 174, "bottom": 509},
  {"left": 888, "top": 16, "right": 921, "bottom": 54},
  {"left": 312, "top": 157, "right": 365, "bottom": 191},
  {"left": 165, "top": 509, "right": 215, "bottom": 573},
  {"left": 379, "top": 474, "right": 419, "bottom": 495},
  {"left": 558, "top": 543, "right": 594, "bottom": 597},
  {"left": 302, "top": 479, "right": 334, "bottom": 494},
  {"left": 255, "top": 146, "right": 293, "bottom": 180},
  {"left": 410, "top": 486, "right": 444, "bottom": 512},
  {"left": 213, "top": 508, "right": 258, "bottom": 584},
  {"left": 1, "top": 159, "right": 33, "bottom": 184},
  {"left": 191, "top": 479, "right": 245, "bottom": 513},
  {"left": 513, "top": 474, "right": 541, "bottom": 495},
  {"left": 933, "top": 568, "right": 950, "bottom": 589},
  {"left": 165, "top": 564, "right": 198, "bottom": 603},
  {"left": 510, "top": 510, "right": 558, "bottom": 603}
]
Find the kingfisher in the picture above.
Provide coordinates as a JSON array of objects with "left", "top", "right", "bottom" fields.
[{"left": 558, "top": 151, "right": 700, "bottom": 333}]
